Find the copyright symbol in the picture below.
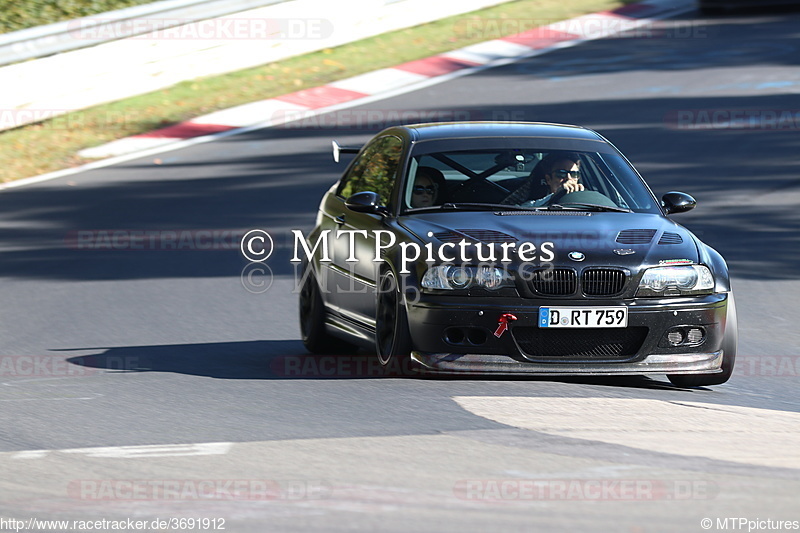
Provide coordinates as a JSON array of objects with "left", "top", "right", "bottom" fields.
[
  {"left": 241, "top": 263, "right": 274, "bottom": 294},
  {"left": 701, "top": 518, "right": 712, "bottom": 530},
  {"left": 241, "top": 229, "right": 274, "bottom": 262}
]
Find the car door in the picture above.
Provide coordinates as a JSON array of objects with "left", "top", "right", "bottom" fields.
[{"left": 327, "top": 134, "right": 404, "bottom": 326}]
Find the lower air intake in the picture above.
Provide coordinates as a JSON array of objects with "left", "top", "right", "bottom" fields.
[{"left": 513, "top": 327, "right": 648, "bottom": 359}]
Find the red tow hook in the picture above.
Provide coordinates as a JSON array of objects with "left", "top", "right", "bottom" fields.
[{"left": 493, "top": 313, "right": 518, "bottom": 338}]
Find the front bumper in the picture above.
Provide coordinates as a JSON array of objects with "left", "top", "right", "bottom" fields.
[{"left": 406, "top": 292, "right": 729, "bottom": 375}]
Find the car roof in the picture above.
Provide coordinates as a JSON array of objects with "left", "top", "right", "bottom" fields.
[{"left": 393, "top": 122, "right": 604, "bottom": 143}]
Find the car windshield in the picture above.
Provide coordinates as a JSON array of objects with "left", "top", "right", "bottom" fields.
[{"left": 402, "top": 148, "right": 659, "bottom": 214}]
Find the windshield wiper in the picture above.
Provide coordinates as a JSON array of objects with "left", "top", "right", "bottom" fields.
[
  {"left": 440, "top": 203, "right": 543, "bottom": 211},
  {"left": 406, "top": 203, "right": 534, "bottom": 213},
  {"left": 406, "top": 203, "right": 551, "bottom": 214},
  {"left": 547, "top": 203, "right": 631, "bottom": 213}
]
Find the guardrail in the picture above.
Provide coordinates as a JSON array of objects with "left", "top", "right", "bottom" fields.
[{"left": 0, "top": 0, "right": 288, "bottom": 66}]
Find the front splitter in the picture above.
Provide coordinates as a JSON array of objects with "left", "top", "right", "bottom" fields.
[{"left": 410, "top": 350, "right": 723, "bottom": 375}]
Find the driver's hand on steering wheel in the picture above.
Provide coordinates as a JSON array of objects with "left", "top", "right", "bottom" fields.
[{"left": 561, "top": 180, "right": 585, "bottom": 194}]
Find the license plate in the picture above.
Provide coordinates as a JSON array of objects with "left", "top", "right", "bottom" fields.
[{"left": 539, "top": 307, "right": 628, "bottom": 328}]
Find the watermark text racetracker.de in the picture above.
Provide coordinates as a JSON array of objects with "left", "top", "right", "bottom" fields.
[
  {"left": 453, "top": 18, "right": 710, "bottom": 40},
  {"left": 67, "top": 229, "right": 247, "bottom": 250},
  {"left": 0, "top": 355, "right": 147, "bottom": 378},
  {"left": 69, "top": 479, "right": 332, "bottom": 501},
  {"left": 665, "top": 109, "right": 800, "bottom": 130},
  {"left": 455, "top": 479, "right": 717, "bottom": 502},
  {"left": 270, "top": 109, "right": 527, "bottom": 130},
  {"left": 67, "top": 17, "right": 333, "bottom": 41},
  {"left": 271, "top": 353, "right": 419, "bottom": 378},
  {"left": 736, "top": 356, "right": 800, "bottom": 378},
  {"left": 0, "top": 109, "right": 140, "bottom": 131}
]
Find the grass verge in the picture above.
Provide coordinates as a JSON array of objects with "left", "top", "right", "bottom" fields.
[
  {"left": 0, "top": 0, "right": 636, "bottom": 182},
  {"left": 0, "top": 0, "right": 157, "bottom": 34}
]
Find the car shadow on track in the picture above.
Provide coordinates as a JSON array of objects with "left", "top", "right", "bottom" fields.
[{"left": 62, "top": 339, "right": 694, "bottom": 389}]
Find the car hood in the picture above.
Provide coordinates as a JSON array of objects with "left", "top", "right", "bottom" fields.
[{"left": 397, "top": 211, "right": 699, "bottom": 269}]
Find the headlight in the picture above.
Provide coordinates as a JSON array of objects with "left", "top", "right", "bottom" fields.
[
  {"left": 637, "top": 265, "right": 714, "bottom": 296},
  {"left": 421, "top": 265, "right": 514, "bottom": 291}
]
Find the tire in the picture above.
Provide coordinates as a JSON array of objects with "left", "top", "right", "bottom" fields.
[
  {"left": 375, "top": 270, "right": 413, "bottom": 370},
  {"left": 298, "top": 264, "right": 354, "bottom": 354},
  {"left": 668, "top": 292, "right": 737, "bottom": 387}
]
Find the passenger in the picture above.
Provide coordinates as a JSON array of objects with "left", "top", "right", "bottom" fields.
[{"left": 410, "top": 167, "right": 445, "bottom": 207}]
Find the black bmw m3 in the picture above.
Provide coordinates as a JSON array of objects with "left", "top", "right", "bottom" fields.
[{"left": 297, "top": 122, "right": 737, "bottom": 387}]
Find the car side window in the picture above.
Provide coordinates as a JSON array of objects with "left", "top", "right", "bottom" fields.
[{"left": 338, "top": 135, "right": 403, "bottom": 206}]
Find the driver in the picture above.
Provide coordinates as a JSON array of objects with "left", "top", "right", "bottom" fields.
[{"left": 503, "top": 151, "right": 584, "bottom": 206}]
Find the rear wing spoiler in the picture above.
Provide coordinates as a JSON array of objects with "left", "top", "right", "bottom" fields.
[{"left": 332, "top": 140, "right": 361, "bottom": 163}]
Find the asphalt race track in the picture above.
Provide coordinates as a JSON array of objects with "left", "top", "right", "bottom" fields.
[{"left": 1, "top": 8, "right": 799, "bottom": 533}]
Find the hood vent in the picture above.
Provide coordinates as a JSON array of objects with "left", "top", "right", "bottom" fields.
[
  {"left": 616, "top": 229, "right": 657, "bottom": 245},
  {"left": 658, "top": 232, "right": 684, "bottom": 245},
  {"left": 433, "top": 229, "right": 516, "bottom": 243}
]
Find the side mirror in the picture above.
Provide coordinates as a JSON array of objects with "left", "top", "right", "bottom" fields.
[
  {"left": 661, "top": 191, "right": 696, "bottom": 215},
  {"left": 332, "top": 140, "right": 360, "bottom": 163},
  {"left": 345, "top": 191, "right": 388, "bottom": 216}
]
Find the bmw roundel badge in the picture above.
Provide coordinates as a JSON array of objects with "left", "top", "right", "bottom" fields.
[{"left": 568, "top": 251, "right": 586, "bottom": 262}]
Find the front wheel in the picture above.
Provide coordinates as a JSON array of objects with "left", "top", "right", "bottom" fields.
[
  {"left": 375, "top": 270, "right": 412, "bottom": 370},
  {"left": 668, "top": 292, "right": 737, "bottom": 387}
]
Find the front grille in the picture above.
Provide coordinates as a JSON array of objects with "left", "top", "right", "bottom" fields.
[
  {"left": 513, "top": 327, "right": 648, "bottom": 359},
  {"left": 582, "top": 268, "right": 626, "bottom": 296},
  {"left": 528, "top": 268, "right": 577, "bottom": 296}
]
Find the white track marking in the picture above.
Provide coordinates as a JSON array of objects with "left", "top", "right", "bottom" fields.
[{"left": 11, "top": 442, "right": 232, "bottom": 459}]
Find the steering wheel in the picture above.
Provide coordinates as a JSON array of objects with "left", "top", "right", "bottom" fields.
[
  {"left": 547, "top": 189, "right": 618, "bottom": 207},
  {"left": 547, "top": 188, "right": 568, "bottom": 205}
]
